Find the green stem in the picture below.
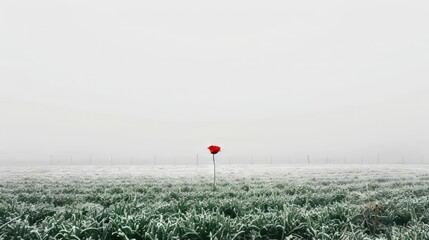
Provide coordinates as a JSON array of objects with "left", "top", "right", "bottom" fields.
[{"left": 212, "top": 154, "right": 216, "bottom": 188}]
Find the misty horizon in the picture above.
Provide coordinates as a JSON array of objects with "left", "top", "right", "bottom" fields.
[{"left": 1, "top": 1, "right": 428, "bottom": 164}]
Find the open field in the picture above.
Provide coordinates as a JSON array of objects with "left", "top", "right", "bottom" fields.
[{"left": 1, "top": 164, "right": 429, "bottom": 239}]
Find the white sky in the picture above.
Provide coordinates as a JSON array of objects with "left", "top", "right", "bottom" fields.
[{"left": 1, "top": 1, "right": 429, "bottom": 164}]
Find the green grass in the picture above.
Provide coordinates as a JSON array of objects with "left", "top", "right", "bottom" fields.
[{"left": 1, "top": 165, "right": 429, "bottom": 239}]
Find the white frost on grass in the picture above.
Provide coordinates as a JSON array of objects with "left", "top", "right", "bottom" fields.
[{"left": 1, "top": 164, "right": 429, "bottom": 183}]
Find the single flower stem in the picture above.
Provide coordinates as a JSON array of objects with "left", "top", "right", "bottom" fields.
[{"left": 212, "top": 154, "right": 216, "bottom": 188}]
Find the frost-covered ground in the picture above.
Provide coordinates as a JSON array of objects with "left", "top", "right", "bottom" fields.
[
  {"left": 1, "top": 164, "right": 429, "bottom": 181},
  {"left": 1, "top": 164, "right": 429, "bottom": 239}
]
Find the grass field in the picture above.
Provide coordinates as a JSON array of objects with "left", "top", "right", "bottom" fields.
[{"left": 1, "top": 164, "right": 429, "bottom": 239}]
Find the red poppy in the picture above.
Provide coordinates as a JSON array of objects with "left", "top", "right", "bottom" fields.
[{"left": 208, "top": 145, "right": 221, "bottom": 154}]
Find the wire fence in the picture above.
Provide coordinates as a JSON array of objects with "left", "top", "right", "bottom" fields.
[{"left": 0, "top": 153, "right": 426, "bottom": 166}]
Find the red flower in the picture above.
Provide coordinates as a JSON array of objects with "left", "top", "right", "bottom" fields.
[{"left": 208, "top": 145, "right": 221, "bottom": 154}]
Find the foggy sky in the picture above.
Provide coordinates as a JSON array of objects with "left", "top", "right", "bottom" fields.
[{"left": 1, "top": 1, "right": 429, "bottom": 164}]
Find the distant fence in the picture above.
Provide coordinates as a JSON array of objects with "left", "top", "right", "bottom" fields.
[{"left": 0, "top": 153, "right": 426, "bottom": 165}]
